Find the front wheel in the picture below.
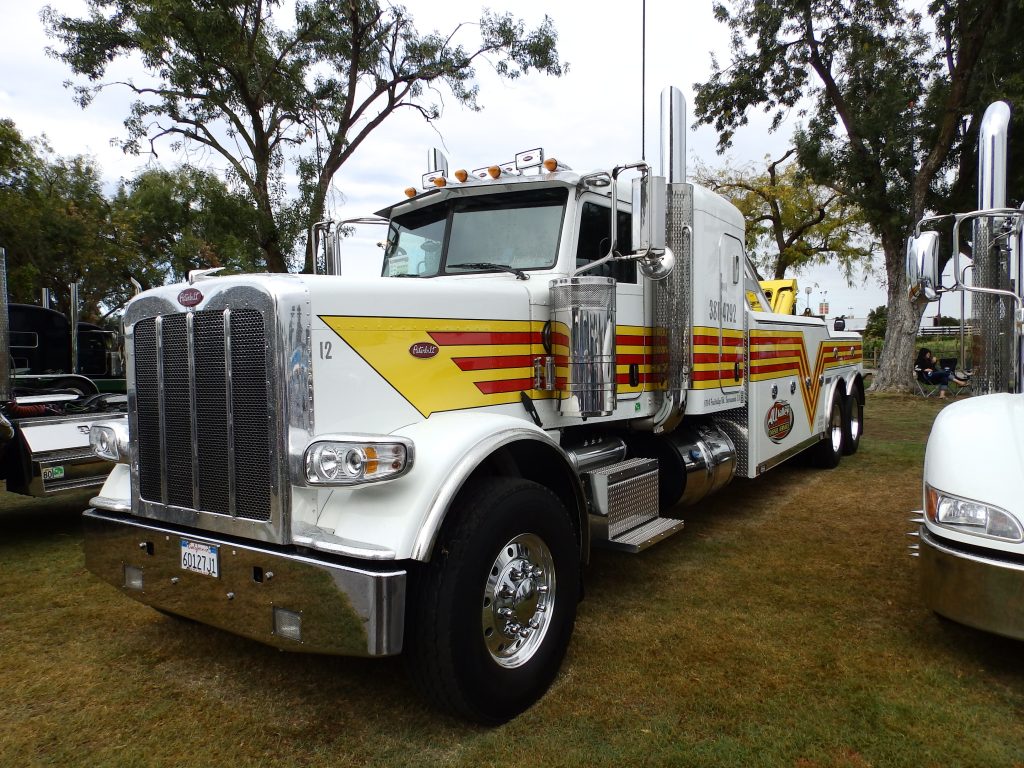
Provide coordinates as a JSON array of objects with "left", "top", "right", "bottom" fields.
[{"left": 406, "top": 477, "right": 580, "bottom": 723}]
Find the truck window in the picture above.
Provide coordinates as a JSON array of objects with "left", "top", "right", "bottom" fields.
[
  {"left": 576, "top": 201, "right": 636, "bottom": 283},
  {"left": 381, "top": 208, "right": 446, "bottom": 277},
  {"left": 382, "top": 188, "right": 567, "bottom": 277}
]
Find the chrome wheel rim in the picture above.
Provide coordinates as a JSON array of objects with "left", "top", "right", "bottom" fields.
[
  {"left": 830, "top": 402, "right": 843, "bottom": 453},
  {"left": 481, "top": 533, "right": 556, "bottom": 668},
  {"left": 849, "top": 402, "right": 862, "bottom": 443}
]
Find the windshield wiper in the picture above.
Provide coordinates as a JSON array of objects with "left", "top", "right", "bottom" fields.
[{"left": 450, "top": 262, "right": 529, "bottom": 280}]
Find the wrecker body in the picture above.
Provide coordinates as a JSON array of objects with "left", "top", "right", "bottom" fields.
[{"left": 84, "top": 88, "right": 864, "bottom": 721}]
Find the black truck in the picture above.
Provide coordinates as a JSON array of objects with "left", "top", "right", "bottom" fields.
[{"left": 0, "top": 248, "right": 126, "bottom": 496}]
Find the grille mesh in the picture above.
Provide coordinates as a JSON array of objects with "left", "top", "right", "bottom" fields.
[{"left": 133, "top": 308, "right": 271, "bottom": 521}]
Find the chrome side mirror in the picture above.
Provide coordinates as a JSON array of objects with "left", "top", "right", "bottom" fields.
[
  {"left": 633, "top": 173, "right": 673, "bottom": 280},
  {"left": 906, "top": 231, "right": 941, "bottom": 304}
]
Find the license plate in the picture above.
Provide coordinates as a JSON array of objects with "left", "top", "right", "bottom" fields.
[{"left": 180, "top": 539, "right": 219, "bottom": 578}]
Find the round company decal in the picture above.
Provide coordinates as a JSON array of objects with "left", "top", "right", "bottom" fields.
[
  {"left": 177, "top": 287, "right": 203, "bottom": 307},
  {"left": 765, "top": 401, "right": 794, "bottom": 443},
  {"left": 409, "top": 342, "right": 439, "bottom": 359}
]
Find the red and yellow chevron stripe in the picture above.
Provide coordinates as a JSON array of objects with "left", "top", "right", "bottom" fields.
[
  {"left": 749, "top": 330, "right": 862, "bottom": 422},
  {"left": 320, "top": 316, "right": 663, "bottom": 417}
]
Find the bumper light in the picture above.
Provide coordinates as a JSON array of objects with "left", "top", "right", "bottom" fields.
[
  {"left": 926, "top": 485, "right": 1023, "bottom": 542},
  {"left": 273, "top": 608, "right": 302, "bottom": 642},
  {"left": 124, "top": 565, "right": 144, "bottom": 590},
  {"left": 303, "top": 435, "right": 414, "bottom": 486},
  {"left": 90, "top": 421, "right": 130, "bottom": 463}
]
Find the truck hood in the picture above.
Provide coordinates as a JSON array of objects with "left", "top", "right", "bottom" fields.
[{"left": 925, "top": 393, "right": 1024, "bottom": 526}]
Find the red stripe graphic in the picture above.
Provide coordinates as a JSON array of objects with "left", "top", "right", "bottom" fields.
[
  {"left": 454, "top": 355, "right": 534, "bottom": 371},
  {"left": 616, "top": 353, "right": 647, "bottom": 365},
  {"left": 475, "top": 378, "right": 535, "bottom": 394},
  {"left": 694, "top": 334, "right": 744, "bottom": 346},
  {"left": 693, "top": 352, "right": 743, "bottom": 364},
  {"left": 750, "top": 362, "right": 801, "bottom": 375},
  {"left": 750, "top": 348, "right": 803, "bottom": 360},
  {"left": 429, "top": 331, "right": 540, "bottom": 346}
]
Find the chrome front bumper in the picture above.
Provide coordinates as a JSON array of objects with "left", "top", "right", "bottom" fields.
[
  {"left": 83, "top": 509, "right": 406, "bottom": 656},
  {"left": 919, "top": 526, "right": 1024, "bottom": 641}
]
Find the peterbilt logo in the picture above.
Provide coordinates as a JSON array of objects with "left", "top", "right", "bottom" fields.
[
  {"left": 177, "top": 287, "right": 203, "bottom": 307},
  {"left": 409, "top": 342, "right": 439, "bottom": 359},
  {"left": 765, "top": 401, "right": 794, "bottom": 443}
]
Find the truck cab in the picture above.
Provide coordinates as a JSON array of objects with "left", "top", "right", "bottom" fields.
[{"left": 907, "top": 101, "right": 1024, "bottom": 639}]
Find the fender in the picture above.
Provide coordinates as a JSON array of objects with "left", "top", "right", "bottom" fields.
[
  {"left": 401, "top": 412, "right": 588, "bottom": 562},
  {"left": 307, "top": 411, "right": 587, "bottom": 562}
]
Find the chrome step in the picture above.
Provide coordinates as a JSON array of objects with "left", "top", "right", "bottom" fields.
[{"left": 598, "top": 516, "right": 685, "bottom": 554}]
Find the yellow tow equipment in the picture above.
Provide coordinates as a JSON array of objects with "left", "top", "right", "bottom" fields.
[{"left": 758, "top": 278, "right": 799, "bottom": 315}]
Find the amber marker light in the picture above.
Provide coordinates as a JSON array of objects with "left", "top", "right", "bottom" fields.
[
  {"left": 454, "top": 169, "right": 469, "bottom": 182},
  {"left": 487, "top": 166, "right": 501, "bottom": 179},
  {"left": 433, "top": 177, "right": 447, "bottom": 188},
  {"left": 543, "top": 157, "right": 559, "bottom": 172},
  {"left": 925, "top": 485, "right": 939, "bottom": 522},
  {"left": 404, "top": 187, "right": 417, "bottom": 198}
]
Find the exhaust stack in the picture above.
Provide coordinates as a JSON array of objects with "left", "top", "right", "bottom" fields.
[
  {"left": 649, "top": 86, "right": 691, "bottom": 433},
  {"left": 978, "top": 102, "right": 1010, "bottom": 211},
  {"left": 974, "top": 101, "right": 1013, "bottom": 393},
  {"left": 660, "top": 86, "right": 686, "bottom": 184}
]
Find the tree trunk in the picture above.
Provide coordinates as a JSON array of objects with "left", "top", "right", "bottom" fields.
[
  {"left": 302, "top": 176, "right": 332, "bottom": 274},
  {"left": 253, "top": 183, "right": 289, "bottom": 273},
  {"left": 870, "top": 236, "right": 925, "bottom": 392}
]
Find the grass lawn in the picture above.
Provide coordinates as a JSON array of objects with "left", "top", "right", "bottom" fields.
[{"left": 2, "top": 393, "right": 1023, "bottom": 767}]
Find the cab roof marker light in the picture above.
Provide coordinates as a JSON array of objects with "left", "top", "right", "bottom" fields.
[
  {"left": 432, "top": 177, "right": 447, "bottom": 188},
  {"left": 515, "top": 148, "right": 545, "bottom": 171},
  {"left": 454, "top": 169, "right": 469, "bottom": 182},
  {"left": 421, "top": 169, "right": 447, "bottom": 190},
  {"left": 543, "top": 157, "right": 570, "bottom": 172},
  {"left": 403, "top": 187, "right": 417, "bottom": 198},
  {"left": 487, "top": 166, "right": 502, "bottom": 179}
]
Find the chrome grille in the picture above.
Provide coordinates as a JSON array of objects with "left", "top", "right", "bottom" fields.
[{"left": 132, "top": 308, "right": 272, "bottom": 522}]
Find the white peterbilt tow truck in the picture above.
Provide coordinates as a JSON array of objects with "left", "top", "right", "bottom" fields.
[
  {"left": 908, "top": 101, "right": 1024, "bottom": 641},
  {"left": 84, "top": 88, "right": 864, "bottom": 722}
]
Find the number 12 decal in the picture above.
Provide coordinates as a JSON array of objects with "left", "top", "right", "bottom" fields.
[{"left": 319, "top": 341, "right": 333, "bottom": 359}]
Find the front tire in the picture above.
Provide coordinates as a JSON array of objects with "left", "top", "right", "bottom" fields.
[{"left": 406, "top": 477, "right": 580, "bottom": 723}]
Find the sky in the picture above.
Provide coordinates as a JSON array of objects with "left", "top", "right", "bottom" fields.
[{"left": 0, "top": 0, "right": 892, "bottom": 320}]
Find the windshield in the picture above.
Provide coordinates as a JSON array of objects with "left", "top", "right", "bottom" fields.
[{"left": 382, "top": 188, "right": 568, "bottom": 277}]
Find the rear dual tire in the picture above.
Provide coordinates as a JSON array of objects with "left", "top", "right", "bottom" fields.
[{"left": 810, "top": 392, "right": 844, "bottom": 468}]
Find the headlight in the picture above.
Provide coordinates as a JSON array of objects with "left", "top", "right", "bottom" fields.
[
  {"left": 303, "top": 435, "right": 414, "bottom": 486},
  {"left": 926, "top": 485, "right": 1023, "bottom": 542},
  {"left": 90, "top": 421, "right": 129, "bottom": 463}
]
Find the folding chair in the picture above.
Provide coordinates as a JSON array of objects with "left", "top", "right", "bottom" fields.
[
  {"left": 940, "top": 357, "right": 972, "bottom": 398},
  {"left": 914, "top": 366, "right": 940, "bottom": 397}
]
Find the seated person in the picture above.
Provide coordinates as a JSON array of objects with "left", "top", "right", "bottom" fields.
[{"left": 916, "top": 347, "right": 968, "bottom": 397}]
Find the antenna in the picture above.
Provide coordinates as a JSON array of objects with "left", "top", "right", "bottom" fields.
[{"left": 641, "top": 0, "right": 647, "bottom": 161}]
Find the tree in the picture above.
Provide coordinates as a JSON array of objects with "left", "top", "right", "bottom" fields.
[
  {"left": 694, "top": 149, "right": 873, "bottom": 281},
  {"left": 44, "top": 0, "right": 565, "bottom": 273},
  {"left": 114, "top": 166, "right": 264, "bottom": 287},
  {"left": 864, "top": 305, "right": 887, "bottom": 339},
  {"left": 0, "top": 119, "right": 130, "bottom": 321},
  {"left": 692, "top": 0, "right": 1013, "bottom": 391}
]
